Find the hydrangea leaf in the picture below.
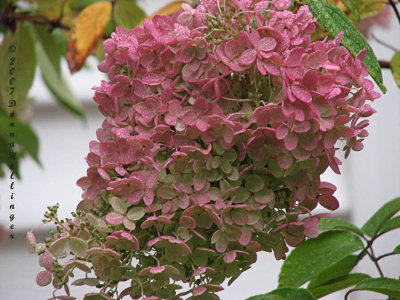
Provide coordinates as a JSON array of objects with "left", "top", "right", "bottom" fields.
[
  {"left": 32, "top": 24, "right": 84, "bottom": 118},
  {"left": 49, "top": 237, "right": 69, "bottom": 258},
  {"left": 67, "top": 1, "right": 112, "bottom": 72},
  {"left": 306, "top": 0, "right": 386, "bottom": 93},
  {"left": 114, "top": 0, "right": 146, "bottom": 31},
  {"left": 391, "top": 51, "right": 400, "bottom": 89},
  {"left": 379, "top": 216, "right": 400, "bottom": 235},
  {"left": 317, "top": 217, "right": 364, "bottom": 236},
  {"left": 353, "top": 277, "right": 400, "bottom": 298},
  {"left": 308, "top": 255, "right": 358, "bottom": 289},
  {"left": 69, "top": 237, "right": 88, "bottom": 258},
  {"left": 362, "top": 197, "right": 400, "bottom": 238},
  {"left": 309, "top": 273, "right": 370, "bottom": 298},
  {"left": 393, "top": 244, "right": 400, "bottom": 254},
  {"left": 0, "top": 21, "right": 36, "bottom": 108},
  {"left": 279, "top": 231, "right": 363, "bottom": 288},
  {"left": 248, "top": 288, "right": 316, "bottom": 300}
]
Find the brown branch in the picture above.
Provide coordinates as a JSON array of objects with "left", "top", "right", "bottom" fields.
[
  {"left": 6, "top": 12, "right": 70, "bottom": 30},
  {"left": 379, "top": 60, "right": 392, "bottom": 69}
]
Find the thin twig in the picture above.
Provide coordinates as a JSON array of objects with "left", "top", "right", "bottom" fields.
[
  {"left": 371, "top": 33, "right": 398, "bottom": 52},
  {"left": 367, "top": 249, "right": 385, "bottom": 277},
  {"left": 388, "top": 0, "right": 400, "bottom": 25},
  {"left": 377, "top": 252, "right": 399, "bottom": 261},
  {"left": 344, "top": 289, "right": 355, "bottom": 300}
]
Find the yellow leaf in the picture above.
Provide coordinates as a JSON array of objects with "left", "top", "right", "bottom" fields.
[
  {"left": 391, "top": 51, "right": 400, "bottom": 89},
  {"left": 67, "top": 1, "right": 111, "bottom": 73},
  {"left": 140, "top": 1, "right": 189, "bottom": 25}
]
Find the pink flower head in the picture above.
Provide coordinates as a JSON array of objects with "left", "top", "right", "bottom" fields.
[{"left": 33, "top": 1, "right": 380, "bottom": 299}]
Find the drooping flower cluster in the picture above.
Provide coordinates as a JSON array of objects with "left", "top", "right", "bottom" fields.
[{"left": 29, "top": 0, "right": 380, "bottom": 299}]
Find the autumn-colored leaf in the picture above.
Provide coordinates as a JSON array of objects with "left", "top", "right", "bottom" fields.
[
  {"left": 391, "top": 51, "right": 400, "bottom": 89},
  {"left": 140, "top": 1, "right": 189, "bottom": 25},
  {"left": 67, "top": 1, "right": 111, "bottom": 73}
]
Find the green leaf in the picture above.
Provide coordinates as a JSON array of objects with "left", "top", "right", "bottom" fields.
[
  {"left": 32, "top": 24, "right": 84, "bottom": 118},
  {"left": 246, "top": 295, "right": 283, "bottom": 300},
  {"left": 0, "top": 21, "right": 36, "bottom": 108},
  {"left": 362, "top": 197, "right": 400, "bottom": 238},
  {"left": 51, "top": 28, "right": 68, "bottom": 57},
  {"left": 268, "top": 288, "right": 316, "bottom": 300},
  {"left": 279, "top": 231, "right": 364, "bottom": 288},
  {"left": 308, "top": 255, "right": 358, "bottom": 289},
  {"left": 309, "top": 273, "right": 370, "bottom": 298},
  {"left": 353, "top": 277, "right": 400, "bottom": 298},
  {"left": 393, "top": 244, "right": 400, "bottom": 254},
  {"left": 343, "top": 0, "right": 361, "bottom": 21},
  {"left": 69, "top": 0, "right": 103, "bottom": 10},
  {"left": 391, "top": 51, "right": 400, "bottom": 89},
  {"left": 379, "top": 216, "right": 400, "bottom": 235},
  {"left": 0, "top": 110, "right": 41, "bottom": 165},
  {"left": 69, "top": 237, "right": 88, "bottom": 258},
  {"left": 318, "top": 217, "right": 364, "bottom": 236},
  {"left": 306, "top": 0, "right": 386, "bottom": 93},
  {"left": 0, "top": 133, "right": 21, "bottom": 178},
  {"left": 114, "top": 0, "right": 146, "bottom": 30}
]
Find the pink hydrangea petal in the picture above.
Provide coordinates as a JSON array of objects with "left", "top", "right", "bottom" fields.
[
  {"left": 239, "top": 227, "right": 252, "bottom": 246},
  {"left": 303, "top": 217, "right": 319, "bottom": 238},
  {"left": 36, "top": 270, "right": 52, "bottom": 287},
  {"left": 258, "top": 37, "right": 277, "bottom": 52},
  {"left": 276, "top": 124, "right": 288, "bottom": 140},
  {"left": 106, "top": 212, "right": 124, "bottom": 225},
  {"left": 319, "top": 194, "right": 339, "bottom": 210},
  {"left": 195, "top": 118, "right": 210, "bottom": 132},
  {"left": 225, "top": 40, "right": 241, "bottom": 59},
  {"left": 143, "top": 189, "right": 154, "bottom": 206},
  {"left": 277, "top": 153, "right": 293, "bottom": 170},
  {"left": 223, "top": 251, "right": 237, "bottom": 263},
  {"left": 286, "top": 48, "right": 306, "bottom": 67},
  {"left": 292, "top": 86, "right": 312, "bottom": 103},
  {"left": 284, "top": 132, "right": 298, "bottom": 151},
  {"left": 274, "top": 0, "right": 292, "bottom": 10},
  {"left": 238, "top": 49, "right": 257, "bottom": 66}
]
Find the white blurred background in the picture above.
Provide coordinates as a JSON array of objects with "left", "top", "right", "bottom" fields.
[{"left": 0, "top": 1, "right": 399, "bottom": 299}]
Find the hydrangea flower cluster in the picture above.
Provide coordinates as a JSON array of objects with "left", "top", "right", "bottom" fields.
[{"left": 29, "top": 0, "right": 380, "bottom": 299}]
